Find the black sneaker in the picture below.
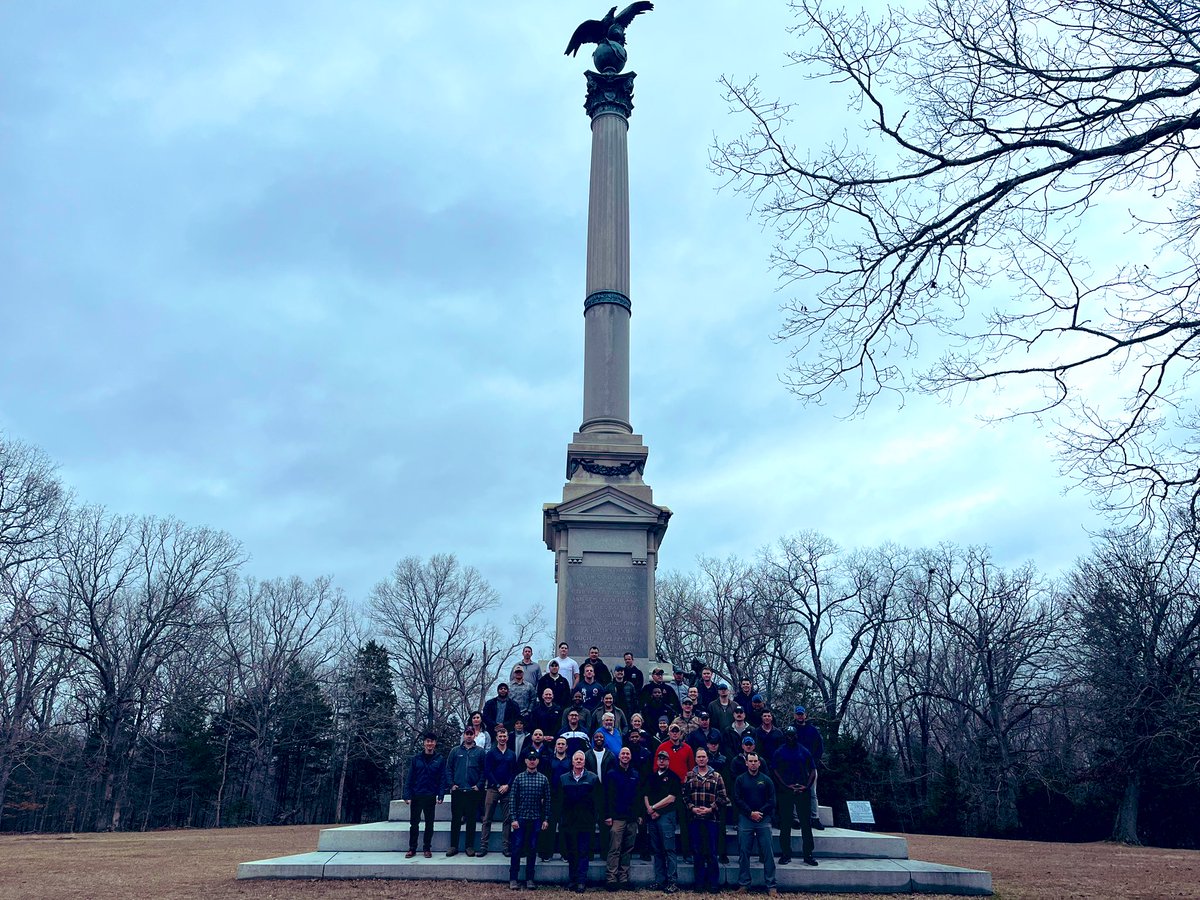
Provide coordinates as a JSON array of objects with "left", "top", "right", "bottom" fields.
[
  {"left": 811, "top": 818, "right": 825, "bottom": 831},
  {"left": 804, "top": 857, "right": 819, "bottom": 866},
  {"left": 718, "top": 854, "right": 729, "bottom": 864},
  {"left": 648, "top": 884, "right": 662, "bottom": 892},
  {"left": 777, "top": 856, "right": 791, "bottom": 866}
]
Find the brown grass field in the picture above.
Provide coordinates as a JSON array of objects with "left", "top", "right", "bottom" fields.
[{"left": 0, "top": 826, "right": 1197, "bottom": 900}]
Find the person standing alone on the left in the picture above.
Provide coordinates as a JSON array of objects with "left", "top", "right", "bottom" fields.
[
  {"left": 447, "top": 725, "right": 486, "bottom": 856},
  {"left": 403, "top": 731, "right": 445, "bottom": 858}
]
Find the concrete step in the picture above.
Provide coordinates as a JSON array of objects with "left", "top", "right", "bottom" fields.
[
  {"left": 388, "top": 799, "right": 835, "bottom": 828},
  {"left": 238, "top": 851, "right": 991, "bottom": 895},
  {"left": 318, "top": 821, "right": 906, "bottom": 859}
]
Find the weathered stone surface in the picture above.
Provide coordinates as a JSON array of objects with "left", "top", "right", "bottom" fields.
[
  {"left": 325, "top": 819, "right": 903, "bottom": 858},
  {"left": 238, "top": 849, "right": 992, "bottom": 894}
]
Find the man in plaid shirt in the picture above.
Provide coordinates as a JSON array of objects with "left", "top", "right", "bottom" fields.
[
  {"left": 683, "top": 748, "right": 729, "bottom": 893},
  {"left": 508, "top": 748, "right": 551, "bottom": 890}
]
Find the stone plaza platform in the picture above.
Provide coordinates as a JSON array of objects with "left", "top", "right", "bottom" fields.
[{"left": 238, "top": 801, "right": 992, "bottom": 894}]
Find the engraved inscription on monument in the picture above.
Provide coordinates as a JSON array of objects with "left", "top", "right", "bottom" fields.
[{"left": 565, "top": 565, "right": 649, "bottom": 657}]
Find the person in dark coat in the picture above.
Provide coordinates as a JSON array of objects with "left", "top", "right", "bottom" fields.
[
  {"left": 531, "top": 688, "right": 564, "bottom": 738},
  {"left": 560, "top": 751, "right": 602, "bottom": 892},
  {"left": 538, "top": 660, "right": 572, "bottom": 707},
  {"left": 446, "top": 725, "right": 486, "bottom": 856},
  {"left": 771, "top": 726, "right": 818, "bottom": 867},
  {"left": 402, "top": 731, "right": 446, "bottom": 857},
  {"left": 793, "top": 706, "right": 826, "bottom": 830},
  {"left": 482, "top": 683, "right": 520, "bottom": 739}
]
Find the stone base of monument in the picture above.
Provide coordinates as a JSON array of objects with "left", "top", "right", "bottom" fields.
[
  {"left": 238, "top": 811, "right": 992, "bottom": 894},
  {"left": 382, "top": 799, "right": 836, "bottom": 827}
]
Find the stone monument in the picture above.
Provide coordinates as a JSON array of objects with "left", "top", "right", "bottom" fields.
[{"left": 544, "top": 2, "right": 669, "bottom": 659}]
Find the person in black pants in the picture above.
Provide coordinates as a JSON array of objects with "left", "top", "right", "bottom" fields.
[
  {"left": 446, "top": 724, "right": 486, "bottom": 856},
  {"left": 560, "top": 750, "right": 602, "bottom": 893},
  {"left": 771, "top": 727, "right": 818, "bottom": 867},
  {"left": 508, "top": 748, "right": 552, "bottom": 889},
  {"left": 403, "top": 732, "right": 446, "bottom": 858}
]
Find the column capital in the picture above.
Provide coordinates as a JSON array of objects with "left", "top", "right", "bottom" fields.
[{"left": 584, "top": 70, "right": 636, "bottom": 120}]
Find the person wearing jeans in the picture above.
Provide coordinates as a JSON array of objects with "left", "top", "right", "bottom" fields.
[
  {"left": 508, "top": 748, "right": 551, "bottom": 889},
  {"left": 734, "top": 752, "right": 777, "bottom": 895},
  {"left": 644, "top": 750, "right": 682, "bottom": 893}
]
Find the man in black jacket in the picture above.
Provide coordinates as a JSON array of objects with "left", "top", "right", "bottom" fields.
[
  {"left": 560, "top": 751, "right": 602, "bottom": 893},
  {"left": 483, "top": 683, "right": 520, "bottom": 739},
  {"left": 734, "top": 752, "right": 778, "bottom": 895},
  {"left": 403, "top": 732, "right": 445, "bottom": 858}
]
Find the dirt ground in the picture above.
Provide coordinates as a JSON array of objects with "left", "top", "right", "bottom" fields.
[{"left": 0, "top": 826, "right": 1197, "bottom": 900}]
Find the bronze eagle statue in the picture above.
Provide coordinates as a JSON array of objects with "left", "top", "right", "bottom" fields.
[{"left": 565, "top": 3, "right": 654, "bottom": 73}]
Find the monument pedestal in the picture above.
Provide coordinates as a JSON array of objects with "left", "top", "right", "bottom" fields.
[{"left": 543, "top": 442, "right": 669, "bottom": 657}]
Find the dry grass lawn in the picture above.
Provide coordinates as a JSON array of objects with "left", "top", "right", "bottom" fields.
[{"left": 0, "top": 826, "right": 1196, "bottom": 900}]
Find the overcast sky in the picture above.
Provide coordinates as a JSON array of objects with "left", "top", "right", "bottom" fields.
[{"left": 1, "top": 2, "right": 1109, "bottom": 634}]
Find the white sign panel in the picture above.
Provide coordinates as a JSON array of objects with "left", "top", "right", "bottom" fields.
[{"left": 846, "top": 800, "right": 875, "bottom": 824}]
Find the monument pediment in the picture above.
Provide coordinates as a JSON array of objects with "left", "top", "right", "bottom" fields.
[{"left": 551, "top": 484, "right": 668, "bottom": 520}]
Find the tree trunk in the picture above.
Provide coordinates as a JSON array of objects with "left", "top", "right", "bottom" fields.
[{"left": 1112, "top": 771, "right": 1141, "bottom": 844}]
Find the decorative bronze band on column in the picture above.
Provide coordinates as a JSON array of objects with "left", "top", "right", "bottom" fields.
[
  {"left": 584, "top": 290, "right": 631, "bottom": 313},
  {"left": 584, "top": 70, "right": 636, "bottom": 119}
]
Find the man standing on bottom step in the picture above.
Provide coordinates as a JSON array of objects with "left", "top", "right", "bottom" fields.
[
  {"left": 508, "top": 747, "right": 551, "bottom": 890},
  {"left": 446, "top": 724, "right": 486, "bottom": 857},
  {"left": 560, "top": 750, "right": 602, "bottom": 894},
  {"left": 403, "top": 731, "right": 445, "bottom": 859},
  {"left": 771, "top": 727, "right": 818, "bottom": 867},
  {"left": 643, "top": 750, "right": 682, "bottom": 894},
  {"left": 734, "top": 752, "right": 777, "bottom": 897}
]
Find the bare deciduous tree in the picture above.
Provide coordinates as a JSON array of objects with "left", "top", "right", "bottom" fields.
[
  {"left": 370, "top": 554, "right": 501, "bottom": 733},
  {"left": 756, "top": 533, "right": 909, "bottom": 733},
  {"left": 51, "top": 509, "right": 241, "bottom": 830},
  {"left": 713, "top": 0, "right": 1200, "bottom": 519}
]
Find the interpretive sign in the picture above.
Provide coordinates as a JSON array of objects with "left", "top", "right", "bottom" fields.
[{"left": 846, "top": 801, "right": 875, "bottom": 825}]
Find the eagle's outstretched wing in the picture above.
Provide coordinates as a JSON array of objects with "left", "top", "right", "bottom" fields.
[
  {"left": 614, "top": 1, "right": 654, "bottom": 28},
  {"left": 565, "top": 18, "right": 607, "bottom": 56}
]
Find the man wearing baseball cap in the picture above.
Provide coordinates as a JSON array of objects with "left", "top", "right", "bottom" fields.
[
  {"left": 643, "top": 750, "right": 682, "bottom": 893},
  {"left": 508, "top": 747, "right": 551, "bottom": 889}
]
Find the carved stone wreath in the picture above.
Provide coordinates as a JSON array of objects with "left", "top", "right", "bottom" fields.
[{"left": 568, "top": 457, "right": 645, "bottom": 478}]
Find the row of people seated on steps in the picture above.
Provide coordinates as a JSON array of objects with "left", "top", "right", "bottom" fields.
[{"left": 402, "top": 719, "right": 820, "bottom": 894}]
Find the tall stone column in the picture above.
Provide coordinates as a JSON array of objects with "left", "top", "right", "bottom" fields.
[
  {"left": 543, "top": 68, "right": 670, "bottom": 661},
  {"left": 581, "top": 71, "right": 634, "bottom": 436}
]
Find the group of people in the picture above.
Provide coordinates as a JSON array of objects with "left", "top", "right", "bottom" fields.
[{"left": 402, "top": 643, "right": 827, "bottom": 895}]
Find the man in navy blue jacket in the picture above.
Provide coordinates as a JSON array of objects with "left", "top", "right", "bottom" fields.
[
  {"left": 403, "top": 732, "right": 446, "bottom": 858},
  {"left": 793, "top": 706, "right": 826, "bottom": 830},
  {"left": 771, "top": 727, "right": 818, "bottom": 867}
]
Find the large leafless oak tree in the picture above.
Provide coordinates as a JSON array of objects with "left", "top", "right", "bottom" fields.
[{"left": 714, "top": 0, "right": 1200, "bottom": 520}]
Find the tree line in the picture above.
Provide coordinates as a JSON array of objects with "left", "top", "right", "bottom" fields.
[
  {"left": 657, "top": 530, "right": 1200, "bottom": 848},
  {"left": 3, "top": 431, "right": 1197, "bottom": 847},
  {"left": 0, "top": 435, "right": 541, "bottom": 833}
]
